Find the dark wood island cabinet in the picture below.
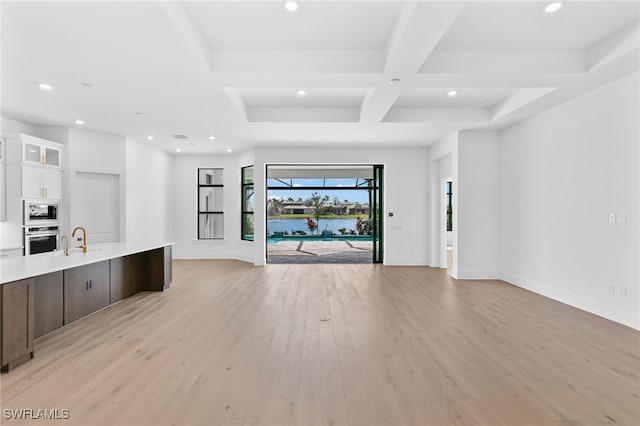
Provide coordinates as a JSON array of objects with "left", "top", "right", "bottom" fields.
[
  {"left": 0, "top": 244, "right": 172, "bottom": 372},
  {"left": 110, "top": 254, "right": 143, "bottom": 303},
  {"left": 0, "top": 278, "right": 35, "bottom": 371},
  {"left": 64, "top": 261, "right": 110, "bottom": 324},
  {"left": 34, "top": 271, "right": 64, "bottom": 338}
]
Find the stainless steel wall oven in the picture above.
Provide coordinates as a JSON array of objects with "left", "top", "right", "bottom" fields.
[{"left": 24, "top": 225, "right": 59, "bottom": 255}]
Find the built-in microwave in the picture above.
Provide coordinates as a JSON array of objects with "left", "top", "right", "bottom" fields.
[{"left": 24, "top": 200, "right": 60, "bottom": 226}]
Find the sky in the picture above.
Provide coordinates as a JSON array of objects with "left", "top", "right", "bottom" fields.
[{"left": 267, "top": 178, "right": 370, "bottom": 204}]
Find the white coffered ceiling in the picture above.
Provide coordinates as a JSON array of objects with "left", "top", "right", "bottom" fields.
[{"left": 1, "top": 1, "right": 638, "bottom": 154}]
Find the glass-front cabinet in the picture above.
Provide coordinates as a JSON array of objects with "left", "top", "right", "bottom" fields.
[{"left": 22, "top": 139, "right": 61, "bottom": 168}]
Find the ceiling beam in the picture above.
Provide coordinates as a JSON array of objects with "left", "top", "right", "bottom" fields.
[
  {"left": 248, "top": 107, "right": 360, "bottom": 123},
  {"left": 587, "top": 21, "right": 640, "bottom": 71},
  {"left": 420, "top": 50, "right": 586, "bottom": 74},
  {"left": 383, "top": 107, "right": 490, "bottom": 124},
  {"left": 209, "top": 50, "right": 383, "bottom": 74},
  {"left": 221, "top": 87, "right": 249, "bottom": 122},
  {"left": 359, "top": 2, "right": 465, "bottom": 124},
  {"left": 158, "top": 2, "right": 213, "bottom": 70},
  {"left": 490, "top": 87, "right": 558, "bottom": 121}
]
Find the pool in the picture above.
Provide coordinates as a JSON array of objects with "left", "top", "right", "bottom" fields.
[{"left": 267, "top": 234, "right": 373, "bottom": 245}]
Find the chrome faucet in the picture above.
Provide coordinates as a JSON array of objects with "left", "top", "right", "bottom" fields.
[
  {"left": 59, "top": 235, "right": 69, "bottom": 256},
  {"left": 71, "top": 226, "right": 87, "bottom": 253}
]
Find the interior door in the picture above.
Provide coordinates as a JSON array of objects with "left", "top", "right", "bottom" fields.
[
  {"left": 75, "top": 172, "right": 120, "bottom": 243},
  {"left": 372, "top": 164, "right": 383, "bottom": 263}
]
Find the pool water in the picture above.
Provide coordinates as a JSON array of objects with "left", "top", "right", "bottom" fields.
[{"left": 267, "top": 234, "right": 373, "bottom": 245}]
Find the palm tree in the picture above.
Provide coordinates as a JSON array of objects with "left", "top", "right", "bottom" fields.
[{"left": 304, "top": 192, "right": 330, "bottom": 233}]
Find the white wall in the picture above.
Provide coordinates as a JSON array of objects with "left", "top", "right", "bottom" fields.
[
  {"left": 253, "top": 146, "right": 430, "bottom": 266},
  {"left": 0, "top": 116, "right": 36, "bottom": 249},
  {"left": 1, "top": 116, "right": 35, "bottom": 134},
  {"left": 172, "top": 153, "right": 254, "bottom": 261},
  {"left": 63, "top": 128, "right": 127, "bottom": 240},
  {"left": 125, "top": 138, "right": 174, "bottom": 245},
  {"left": 500, "top": 72, "right": 639, "bottom": 329},
  {"left": 457, "top": 130, "right": 501, "bottom": 279},
  {"left": 428, "top": 132, "right": 458, "bottom": 271}
]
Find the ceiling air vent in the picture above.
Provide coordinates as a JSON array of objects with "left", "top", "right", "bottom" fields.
[{"left": 172, "top": 134, "right": 188, "bottom": 139}]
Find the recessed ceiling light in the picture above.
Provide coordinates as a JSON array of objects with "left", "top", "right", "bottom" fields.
[
  {"left": 226, "top": 148, "right": 233, "bottom": 153},
  {"left": 545, "top": 2, "right": 562, "bottom": 13},
  {"left": 284, "top": 1, "right": 298, "bottom": 12},
  {"left": 389, "top": 78, "right": 401, "bottom": 85},
  {"left": 38, "top": 83, "right": 53, "bottom": 91},
  {"left": 447, "top": 90, "right": 458, "bottom": 97},
  {"left": 147, "top": 135, "right": 155, "bottom": 140},
  {"left": 297, "top": 89, "right": 307, "bottom": 96},
  {"left": 74, "top": 119, "right": 85, "bottom": 125},
  {"left": 175, "top": 148, "right": 182, "bottom": 153},
  {"left": 208, "top": 136, "right": 216, "bottom": 140}
]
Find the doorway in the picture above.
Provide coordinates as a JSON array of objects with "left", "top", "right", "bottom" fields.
[
  {"left": 444, "top": 179, "right": 453, "bottom": 271},
  {"left": 74, "top": 172, "right": 120, "bottom": 243},
  {"left": 265, "top": 164, "right": 383, "bottom": 264}
]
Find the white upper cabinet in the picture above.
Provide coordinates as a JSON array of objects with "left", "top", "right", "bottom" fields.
[
  {"left": 2, "top": 134, "right": 64, "bottom": 201},
  {"left": 3, "top": 134, "right": 63, "bottom": 168},
  {"left": 22, "top": 167, "right": 61, "bottom": 199},
  {"left": 20, "top": 137, "right": 62, "bottom": 168}
]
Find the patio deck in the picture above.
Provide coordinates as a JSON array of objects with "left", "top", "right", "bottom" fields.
[{"left": 267, "top": 240, "right": 373, "bottom": 264}]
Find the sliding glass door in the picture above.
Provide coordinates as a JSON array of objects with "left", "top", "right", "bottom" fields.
[{"left": 372, "top": 164, "right": 383, "bottom": 263}]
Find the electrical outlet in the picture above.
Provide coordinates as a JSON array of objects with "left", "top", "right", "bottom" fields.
[
  {"left": 620, "top": 287, "right": 627, "bottom": 296},
  {"left": 608, "top": 284, "right": 615, "bottom": 294}
]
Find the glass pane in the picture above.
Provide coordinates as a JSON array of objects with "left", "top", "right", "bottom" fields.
[
  {"left": 267, "top": 178, "right": 289, "bottom": 188},
  {"left": 199, "top": 214, "right": 224, "bottom": 239},
  {"left": 199, "top": 168, "right": 223, "bottom": 185},
  {"left": 242, "top": 214, "right": 254, "bottom": 240},
  {"left": 199, "top": 187, "right": 223, "bottom": 212},
  {"left": 242, "top": 166, "right": 254, "bottom": 184},
  {"left": 24, "top": 143, "right": 41, "bottom": 163},
  {"left": 243, "top": 186, "right": 254, "bottom": 212},
  {"left": 45, "top": 147, "right": 60, "bottom": 166},
  {"left": 373, "top": 164, "right": 383, "bottom": 263}
]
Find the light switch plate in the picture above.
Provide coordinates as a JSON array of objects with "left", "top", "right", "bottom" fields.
[
  {"left": 619, "top": 214, "right": 627, "bottom": 224},
  {"left": 609, "top": 213, "right": 616, "bottom": 223}
]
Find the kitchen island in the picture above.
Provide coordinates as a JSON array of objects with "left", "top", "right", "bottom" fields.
[{"left": 0, "top": 242, "right": 173, "bottom": 371}]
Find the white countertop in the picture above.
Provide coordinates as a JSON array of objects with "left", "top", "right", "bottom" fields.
[{"left": 0, "top": 241, "right": 174, "bottom": 284}]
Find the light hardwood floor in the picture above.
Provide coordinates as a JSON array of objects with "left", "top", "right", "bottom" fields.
[{"left": 1, "top": 260, "right": 638, "bottom": 425}]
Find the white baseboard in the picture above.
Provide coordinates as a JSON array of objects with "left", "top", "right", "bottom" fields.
[
  {"left": 501, "top": 272, "right": 639, "bottom": 330},
  {"left": 383, "top": 258, "right": 429, "bottom": 266},
  {"left": 454, "top": 271, "right": 502, "bottom": 280}
]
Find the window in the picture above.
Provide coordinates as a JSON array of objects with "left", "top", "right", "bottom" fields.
[
  {"left": 446, "top": 181, "right": 453, "bottom": 232},
  {"left": 198, "top": 168, "right": 224, "bottom": 239},
  {"left": 241, "top": 166, "right": 254, "bottom": 241}
]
